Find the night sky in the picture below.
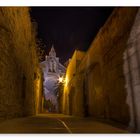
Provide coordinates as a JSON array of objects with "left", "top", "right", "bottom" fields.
[{"left": 30, "top": 7, "right": 114, "bottom": 63}]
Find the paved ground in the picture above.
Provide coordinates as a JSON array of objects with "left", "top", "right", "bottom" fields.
[{"left": 0, "top": 113, "right": 128, "bottom": 133}]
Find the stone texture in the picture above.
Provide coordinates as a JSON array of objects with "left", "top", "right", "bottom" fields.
[
  {"left": 62, "top": 8, "right": 138, "bottom": 127},
  {"left": 62, "top": 50, "right": 85, "bottom": 115},
  {"left": 0, "top": 8, "right": 42, "bottom": 119},
  {"left": 124, "top": 8, "right": 140, "bottom": 132}
]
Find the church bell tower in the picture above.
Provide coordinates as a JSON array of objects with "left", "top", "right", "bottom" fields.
[{"left": 49, "top": 46, "right": 56, "bottom": 57}]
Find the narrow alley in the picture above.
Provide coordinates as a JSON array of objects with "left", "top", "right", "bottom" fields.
[{"left": 1, "top": 7, "right": 140, "bottom": 134}]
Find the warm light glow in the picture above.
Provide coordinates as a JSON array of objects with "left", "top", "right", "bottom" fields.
[
  {"left": 58, "top": 76, "right": 63, "bottom": 83},
  {"left": 65, "top": 76, "right": 68, "bottom": 86}
]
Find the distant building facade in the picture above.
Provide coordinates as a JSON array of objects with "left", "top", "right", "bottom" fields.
[{"left": 40, "top": 46, "right": 66, "bottom": 112}]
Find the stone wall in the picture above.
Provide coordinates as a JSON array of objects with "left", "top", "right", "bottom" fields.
[
  {"left": 124, "top": 8, "right": 140, "bottom": 132},
  {"left": 89, "top": 8, "right": 138, "bottom": 124},
  {"left": 62, "top": 50, "right": 85, "bottom": 115},
  {"left": 0, "top": 7, "right": 42, "bottom": 119},
  {"left": 62, "top": 8, "right": 138, "bottom": 126}
]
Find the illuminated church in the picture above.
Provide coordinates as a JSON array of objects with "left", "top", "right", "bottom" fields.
[{"left": 40, "top": 46, "right": 66, "bottom": 112}]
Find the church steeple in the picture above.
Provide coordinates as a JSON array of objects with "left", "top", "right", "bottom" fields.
[{"left": 49, "top": 45, "right": 56, "bottom": 57}]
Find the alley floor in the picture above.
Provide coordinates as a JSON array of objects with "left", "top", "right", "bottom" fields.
[{"left": 0, "top": 113, "right": 128, "bottom": 133}]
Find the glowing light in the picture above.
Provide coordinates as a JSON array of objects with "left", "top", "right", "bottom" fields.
[
  {"left": 65, "top": 76, "right": 68, "bottom": 86},
  {"left": 58, "top": 76, "right": 63, "bottom": 83}
]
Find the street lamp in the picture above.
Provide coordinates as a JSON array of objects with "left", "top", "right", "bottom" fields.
[{"left": 58, "top": 76, "right": 63, "bottom": 83}]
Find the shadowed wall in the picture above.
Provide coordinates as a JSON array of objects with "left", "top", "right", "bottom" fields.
[{"left": 0, "top": 7, "right": 42, "bottom": 120}]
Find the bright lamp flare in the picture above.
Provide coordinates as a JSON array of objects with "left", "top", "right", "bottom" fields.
[{"left": 58, "top": 77, "right": 63, "bottom": 83}]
